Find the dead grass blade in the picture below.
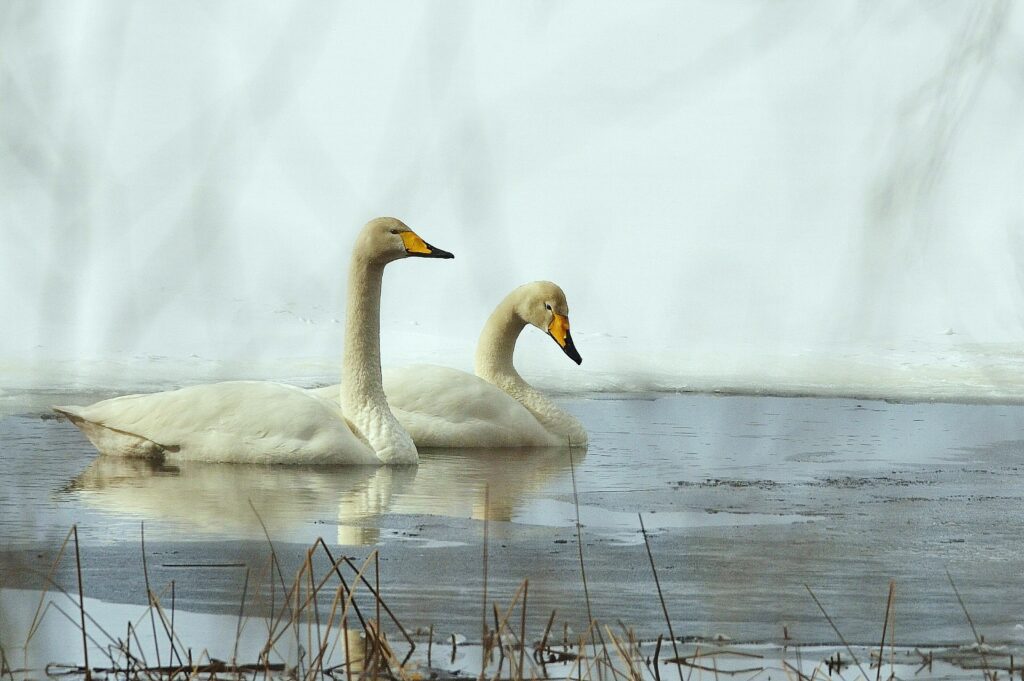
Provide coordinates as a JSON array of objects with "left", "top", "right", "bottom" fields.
[
  {"left": 639, "top": 513, "right": 683, "bottom": 681},
  {"left": 945, "top": 567, "right": 993, "bottom": 681},
  {"left": 804, "top": 585, "right": 868, "bottom": 681},
  {"left": 874, "top": 581, "right": 895, "bottom": 681}
]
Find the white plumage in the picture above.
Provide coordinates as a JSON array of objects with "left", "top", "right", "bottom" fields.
[
  {"left": 311, "top": 282, "right": 588, "bottom": 448},
  {"left": 55, "top": 217, "right": 454, "bottom": 465}
]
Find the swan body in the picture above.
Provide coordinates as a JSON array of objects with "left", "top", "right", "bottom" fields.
[
  {"left": 55, "top": 217, "right": 454, "bottom": 465},
  {"left": 310, "top": 281, "right": 588, "bottom": 448},
  {"left": 56, "top": 382, "right": 380, "bottom": 464}
]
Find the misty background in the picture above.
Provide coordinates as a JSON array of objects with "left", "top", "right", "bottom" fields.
[{"left": 2, "top": 1, "right": 1022, "bottom": 400}]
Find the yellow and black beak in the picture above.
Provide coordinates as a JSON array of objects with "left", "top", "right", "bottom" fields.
[
  {"left": 400, "top": 231, "right": 454, "bottom": 259},
  {"left": 548, "top": 313, "right": 582, "bottom": 365}
]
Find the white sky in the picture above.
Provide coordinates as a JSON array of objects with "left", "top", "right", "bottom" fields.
[{"left": 2, "top": 1, "right": 1022, "bottom": 392}]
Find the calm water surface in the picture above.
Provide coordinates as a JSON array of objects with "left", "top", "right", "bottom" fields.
[{"left": 2, "top": 390, "right": 1024, "bottom": 646}]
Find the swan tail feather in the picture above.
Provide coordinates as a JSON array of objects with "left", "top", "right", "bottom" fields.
[{"left": 53, "top": 406, "right": 178, "bottom": 458}]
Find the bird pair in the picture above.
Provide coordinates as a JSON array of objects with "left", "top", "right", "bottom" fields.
[{"left": 57, "top": 217, "right": 587, "bottom": 465}]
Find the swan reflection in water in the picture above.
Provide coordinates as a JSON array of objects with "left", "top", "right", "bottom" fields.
[{"left": 65, "top": 446, "right": 587, "bottom": 546}]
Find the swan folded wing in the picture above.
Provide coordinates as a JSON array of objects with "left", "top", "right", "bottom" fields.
[
  {"left": 383, "top": 365, "right": 558, "bottom": 447},
  {"left": 54, "top": 405, "right": 174, "bottom": 458},
  {"left": 56, "top": 381, "right": 379, "bottom": 464},
  {"left": 307, "top": 384, "right": 342, "bottom": 402},
  {"left": 304, "top": 367, "right": 564, "bottom": 447}
]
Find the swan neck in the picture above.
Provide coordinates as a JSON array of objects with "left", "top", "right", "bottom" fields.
[
  {"left": 340, "top": 255, "right": 417, "bottom": 463},
  {"left": 474, "top": 296, "right": 527, "bottom": 383},
  {"left": 342, "top": 258, "right": 385, "bottom": 403}
]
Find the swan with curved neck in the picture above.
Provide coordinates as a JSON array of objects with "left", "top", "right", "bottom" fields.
[
  {"left": 472, "top": 281, "right": 585, "bottom": 443},
  {"left": 55, "top": 217, "right": 453, "bottom": 465},
  {"left": 311, "top": 281, "right": 588, "bottom": 447}
]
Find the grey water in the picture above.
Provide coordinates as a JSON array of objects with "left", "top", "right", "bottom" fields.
[{"left": 2, "top": 390, "right": 1024, "bottom": 649}]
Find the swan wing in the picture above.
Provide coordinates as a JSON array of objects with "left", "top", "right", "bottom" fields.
[
  {"left": 307, "top": 367, "right": 566, "bottom": 448},
  {"left": 382, "top": 365, "right": 558, "bottom": 448},
  {"left": 308, "top": 384, "right": 342, "bottom": 401}
]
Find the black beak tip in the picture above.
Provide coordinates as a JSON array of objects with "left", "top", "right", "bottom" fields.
[
  {"left": 423, "top": 242, "right": 454, "bottom": 259},
  {"left": 563, "top": 335, "right": 583, "bottom": 365}
]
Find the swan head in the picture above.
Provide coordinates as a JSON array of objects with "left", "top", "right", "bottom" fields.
[
  {"left": 358, "top": 217, "right": 454, "bottom": 264},
  {"left": 516, "top": 281, "right": 582, "bottom": 365}
]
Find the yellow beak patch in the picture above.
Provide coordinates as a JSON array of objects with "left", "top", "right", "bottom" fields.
[
  {"left": 548, "top": 313, "right": 571, "bottom": 348},
  {"left": 400, "top": 231, "right": 433, "bottom": 255}
]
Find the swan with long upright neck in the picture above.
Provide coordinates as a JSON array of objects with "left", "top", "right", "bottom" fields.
[
  {"left": 311, "top": 281, "right": 587, "bottom": 447},
  {"left": 54, "top": 217, "right": 453, "bottom": 465}
]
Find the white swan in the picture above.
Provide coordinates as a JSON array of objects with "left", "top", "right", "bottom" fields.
[
  {"left": 54, "top": 217, "right": 454, "bottom": 465},
  {"left": 311, "top": 281, "right": 588, "bottom": 448}
]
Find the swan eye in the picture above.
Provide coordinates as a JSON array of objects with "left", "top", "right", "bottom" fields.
[
  {"left": 390, "top": 229, "right": 400, "bottom": 235},
  {"left": 545, "top": 303, "right": 552, "bottom": 311}
]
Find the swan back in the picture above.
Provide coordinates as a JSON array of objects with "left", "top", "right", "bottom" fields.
[{"left": 58, "top": 381, "right": 381, "bottom": 464}]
